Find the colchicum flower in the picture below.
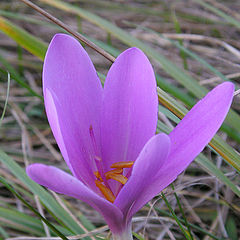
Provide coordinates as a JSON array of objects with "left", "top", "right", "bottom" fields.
[{"left": 27, "top": 34, "right": 234, "bottom": 239}]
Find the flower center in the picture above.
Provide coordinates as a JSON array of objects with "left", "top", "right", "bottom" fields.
[
  {"left": 89, "top": 125, "right": 134, "bottom": 203},
  {"left": 94, "top": 161, "right": 134, "bottom": 203}
]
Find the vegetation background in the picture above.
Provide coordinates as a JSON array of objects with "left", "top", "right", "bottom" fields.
[{"left": 0, "top": 0, "right": 239, "bottom": 239}]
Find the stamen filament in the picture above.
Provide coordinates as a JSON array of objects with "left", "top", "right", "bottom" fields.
[
  {"left": 111, "top": 161, "right": 134, "bottom": 169},
  {"left": 89, "top": 125, "right": 99, "bottom": 156},
  {"left": 105, "top": 168, "right": 123, "bottom": 178},
  {"left": 94, "top": 156, "right": 111, "bottom": 189},
  {"left": 94, "top": 161, "right": 134, "bottom": 202},
  {"left": 94, "top": 171, "right": 103, "bottom": 182},
  {"left": 106, "top": 173, "right": 128, "bottom": 185},
  {"left": 95, "top": 180, "right": 115, "bottom": 203}
]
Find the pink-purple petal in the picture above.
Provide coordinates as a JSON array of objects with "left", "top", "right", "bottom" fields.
[
  {"left": 43, "top": 34, "right": 103, "bottom": 187},
  {"left": 100, "top": 48, "right": 158, "bottom": 191},
  {"left": 44, "top": 89, "right": 98, "bottom": 191},
  {"left": 26, "top": 164, "right": 124, "bottom": 234},
  {"left": 44, "top": 89, "right": 71, "bottom": 172},
  {"left": 166, "top": 81, "right": 234, "bottom": 177},
  {"left": 127, "top": 82, "right": 234, "bottom": 216},
  {"left": 114, "top": 133, "right": 170, "bottom": 219}
]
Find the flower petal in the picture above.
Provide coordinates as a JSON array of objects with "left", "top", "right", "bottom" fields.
[
  {"left": 101, "top": 48, "right": 158, "bottom": 178},
  {"left": 26, "top": 164, "right": 124, "bottom": 234},
  {"left": 43, "top": 34, "right": 103, "bottom": 187},
  {"left": 127, "top": 82, "right": 234, "bottom": 216},
  {"left": 167, "top": 81, "right": 234, "bottom": 178},
  {"left": 114, "top": 133, "right": 170, "bottom": 219}
]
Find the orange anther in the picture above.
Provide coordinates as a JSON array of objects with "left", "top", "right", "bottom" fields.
[
  {"left": 94, "top": 171, "right": 103, "bottom": 182},
  {"left": 105, "top": 168, "right": 123, "bottom": 179},
  {"left": 111, "top": 161, "right": 134, "bottom": 169},
  {"left": 95, "top": 180, "right": 115, "bottom": 203},
  {"left": 106, "top": 173, "right": 128, "bottom": 185}
]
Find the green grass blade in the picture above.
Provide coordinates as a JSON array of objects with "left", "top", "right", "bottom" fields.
[
  {"left": 137, "top": 25, "right": 229, "bottom": 82},
  {"left": 195, "top": 154, "right": 240, "bottom": 198},
  {"left": 133, "top": 232, "right": 145, "bottom": 240},
  {"left": 225, "top": 216, "right": 238, "bottom": 240},
  {"left": 156, "top": 74, "right": 196, "bottom": 107},
  {"left": 0, "top": 72, "right": 10, "bottom": 127},
  {"left": 0, "top": 176, "right": 69, "bottom": 240},
  {"left": 0, "top": 53, "right": 43, "bottom": 99},
  {"left": 0, "top": 226, "right": 8, "bottom": 239},
  {"left": 0, "top": 206, "right": 71, "bottom": 236},
  {"left": 152, "top": 206, "right": 223, "bottom": 240},
  {"left": 171, "top": 184, "right": 194, "bottom": 240},
  {"left": 0, "top": 9, "right": 55, "bottom": 26},
  {"left": 0, "top": 16, "right": 47, "bottom": 60},
  {"left": 0, "top": 207, "right": 50, "bottom": 236},
  {"left": 172, "top": 12, "right": 188, "bottom": 70},
  {"left": 193, "top": 0, "right": 240, "bottom": 29},
  {"left": 161, "top": 192, "right": 192, "bottom": 240}
]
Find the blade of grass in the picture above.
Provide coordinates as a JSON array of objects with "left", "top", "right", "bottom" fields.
[
  {"left": 129, "top": 23, "right": 230, "bottom": 83},
  {"left": 0, "top": 53, "right": 42, "bottom": 99},
  {"left": 0, "top": 207, "right": 48, "bottom": 236},
  {"left": 171, "top": 184, "right": 194, "bottom": 240},
  {"left": 19, "top": 0, "right": 115, "bottom": 63},
  {"left": 156, "top": 74, "right": 196, "bottom": 107},
  {"left": 172, "top": 11, "right": 188, "bottom": 70},
  {"left": 0, "top": 206, "right": 71, "bottom": 236},
  {"left": 0, "top": 226, "right": 8, "bottom": 239},
  {"left": 225, "top": 217, "right": 238, "bottom": 240},
  {"left": 0, "top": 176, "right": 69, "bottom": 240},
  {"left": 0, "top": 9, "right": 56, "bottom": 26},
  {"left": 62, "top": 0, "right": 226, "bottom": 25},
  {"left": 193, "top": 0, "right": 240, "bottom": 30},
  {"left": 133, "top": 232, "right": 145, "bottom": 240},
  {"left": 0, "top": 72, "right": 10, "bottom": 127},
  {"left": 151, "top": 206, "right": 223, "bottom": 240},
  {"left": 0, "top": 16, "right": 47, "bottom": 60},
  {"left": 17, "top": 45, "right": 24, "bottom": 76},
  {"left": 161, "top": 192, "right": 192, "bottom": 240}
]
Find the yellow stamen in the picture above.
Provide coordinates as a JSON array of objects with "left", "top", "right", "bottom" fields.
[
  {"left": 105, "top": 168, "right": 123, "bottom": 178},
  {"left": 95, "top": 180, "right": 115, "bottom": 203},
  {"left": 106, "top": 173, "right": 128, "bottom": 185},
  {"left": 111, "top": 161, "right": 134, "bottom": 169},
  {"left": 94, "top": 171, "right": 103, "bottom": 182}
]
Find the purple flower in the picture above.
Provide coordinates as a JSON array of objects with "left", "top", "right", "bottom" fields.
[{"left": 27, "top": 34, "right": 234, "bottom": 239}]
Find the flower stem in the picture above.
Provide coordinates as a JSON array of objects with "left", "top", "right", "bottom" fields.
[{"left": 112, "top": 224, "right": 133, "bottom": 240}]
